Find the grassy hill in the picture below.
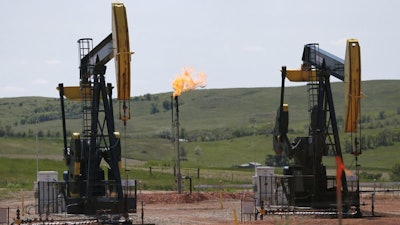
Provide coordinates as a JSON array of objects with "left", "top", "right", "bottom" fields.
[{"left": 0, "top": 80, "right": 400, "bottom": 179}]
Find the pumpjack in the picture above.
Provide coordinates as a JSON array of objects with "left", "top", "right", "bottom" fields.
[
  {"left": 273, "top": 40, "right": 362, "bottom": 216},
  {"left": 57, "top": 3, "right": 135, "bottom": 215}
]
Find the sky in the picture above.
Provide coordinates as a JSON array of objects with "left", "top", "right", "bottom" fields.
[{"left": 0, "top": 0, "right": 399, "bottom": 98}]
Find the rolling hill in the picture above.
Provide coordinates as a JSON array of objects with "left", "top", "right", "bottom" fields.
[{"left": 0, "top": 80, "right": 399, "bottom": 172}]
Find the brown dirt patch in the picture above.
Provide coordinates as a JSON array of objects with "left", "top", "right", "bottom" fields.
[
  {"left": 139, "top": 191, "right": 253, "bottom": 204},
  {"left": 1, "top": 191, "right": 400, "bottom": 225}
]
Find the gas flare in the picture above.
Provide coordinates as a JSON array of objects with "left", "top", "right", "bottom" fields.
[{"left": 172, "top": 67, "right": 207, "bottom": 97}]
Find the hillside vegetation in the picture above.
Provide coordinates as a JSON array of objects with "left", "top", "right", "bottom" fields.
[{"left": 1, "top": 80, "right": 400, "bottom": 182}]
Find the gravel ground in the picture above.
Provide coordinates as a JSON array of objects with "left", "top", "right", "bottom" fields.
[
  {"left": 1, "top": 191, "right": 400, "bottom": 225},
  {"left": 134, "top": 193, "right": 400, "bottom": 225}
]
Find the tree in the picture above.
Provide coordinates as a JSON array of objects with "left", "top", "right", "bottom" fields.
[
  {"left": 180, "top": 146, "right": 187, "bottom": 161},
  {"left": 37, "top": 130, "right": 44, "bottom": 137},
  {"left": 162, "top": 100, "right": 171, "bottom": 111},
  {"left": 144, "top": 93, "right": 152, "bottom": 101},
  {"left": 390, "top": 163, "right": 400, "bottom": 181},
  {"left": 5, "top": 125, "right": 12, "bottom": 136},
  {"left": 360, "top": 114, "right": 371, "bottom": 123},
  {"left": 150, "top": 103, "right": 160, "bottom": 114},
  {"left": 378, "top": 110, "right": 386, "bottom": 120},
  {"left": 376, "top": 129, "right": 393, "bottom": 146},
  {"left": 180, "top": 127, "right": 186, "bottom": 139}
]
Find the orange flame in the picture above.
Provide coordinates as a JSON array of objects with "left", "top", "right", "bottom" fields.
[{"left": 172, "top": 67, "right": 207, "bottom": 97}]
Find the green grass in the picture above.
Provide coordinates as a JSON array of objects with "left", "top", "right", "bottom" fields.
[
  {"left": 0, "top": 136, "right": 64, "bottom": 157},
  {"left": 0, "top": 156, "right": 255, "bottom": 199},
  {"left": 125, "top": 166, "right": 253, "bottom": 192},
  {"left": 179, "top": 135, "right": 273, "bottom": 168},
  {"left": 1, "top": 80, "right": 400, "bottom": 196},
  {"left": 0, "top": 135, "right": 272, "bottom": 168},
  {"left": 1, "top": 137, "right": 399, "bottom": 199},
  {"left": 0, "top": 157, "right": 65, "bottom": 198}
]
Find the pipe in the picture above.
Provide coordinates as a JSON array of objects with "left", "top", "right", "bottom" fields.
[
  {"left": 58, "top": 83, "right": 68, "bottom": 157},
  {"left": 175, "top": 96, "right": 182, "bottom": 194}
]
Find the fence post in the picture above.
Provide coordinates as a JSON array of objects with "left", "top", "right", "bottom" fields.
[{"left": 372, "top": 179, "right": 376, "bottom": 216}]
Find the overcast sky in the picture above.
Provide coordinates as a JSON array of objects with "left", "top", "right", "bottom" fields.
[{"left": 0, "top": 0, "right": 398, "bottom": 98}]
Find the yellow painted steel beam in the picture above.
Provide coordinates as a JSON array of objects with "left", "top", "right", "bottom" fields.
[
  {"left": 60, "top": 86, "right": 90, "bottom": 101},
  {"left": 58, "top": 86, "right": 109, "bottom": 101},
  {"left": 286, "top": 68, "right": 317, "bottom": 82},
  {"left": 344, "top": 39, "right": 362, "bottom": 133},
  {"left": 112, "top": 2, "right": 131, "bottom": 102}
]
